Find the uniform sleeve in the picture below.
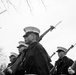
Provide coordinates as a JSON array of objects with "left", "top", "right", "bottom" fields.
[
  {"left": 34, "top": 47, "right": 50, "bottom": 75},
  {"left": 63, "top": 57, "right": 74, "bottom": 74},
  {"left": 66, "top": 58, "right": 74, "bottom": 67},
  {"left": 70, "top": 61, "right": 76, "bottom": 72}
]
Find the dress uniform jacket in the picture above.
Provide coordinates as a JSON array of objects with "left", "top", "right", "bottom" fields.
[
  {"left": 13, "top": 50, "right": 28, "bottom": 75},
  {"left": 54, "top": 56, "right": 74, "bottom": 75},
  {"left": 3, "top": 58, "right": 17, "bottom": 75},
  {"left": 19, "top": 42, "right": 51, "bottom": 75}
]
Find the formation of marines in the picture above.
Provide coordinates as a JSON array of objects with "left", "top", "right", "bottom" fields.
[{"left": 0, "top": 26, "right": 76, "bottom": 75}]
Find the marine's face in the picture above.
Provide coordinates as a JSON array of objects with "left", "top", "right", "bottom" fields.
[
  {"left": 18, "top": 46, "right": 25, "bottom": 53},
  {"left": 10, "top": 56, "right": 16, "bottom": 63},
  {"left": 58, "top": 51, "right": 65, "bottom": 58},
  {"left": 23, "top": 33, "right": 34, "bottom": 44}
]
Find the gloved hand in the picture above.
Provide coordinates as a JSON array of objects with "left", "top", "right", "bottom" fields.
[{"left": 68, "top": 67, "right": 75, "bottom": 74}]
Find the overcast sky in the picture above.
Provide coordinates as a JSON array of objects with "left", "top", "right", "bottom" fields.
[{"left": 0, "top": 0, "right": 76, "bottom": 64}]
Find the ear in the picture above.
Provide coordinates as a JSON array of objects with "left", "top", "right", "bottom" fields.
[{"left": 31, "top": 33, "right": 36, "bottom": 39}]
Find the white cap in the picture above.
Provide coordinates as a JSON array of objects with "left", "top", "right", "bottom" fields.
[
  {"left": 10, "top": 52, "right": 18, "bottom": 57},
  {"left": 24, "top": 26, "right": 40, "bottom": 34},
  {"left": 17, "top": 41, "right": 28, "bottom": 48},
  {"left": 57, "top": 46, "right": 67, "bottom": 53}
]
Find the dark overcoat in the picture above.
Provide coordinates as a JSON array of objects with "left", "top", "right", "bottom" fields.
[
  {"left": 54, "top": 56, "right": 74, "bottom": 75},
  {"left": 16, "top": 42, "right": 51, "bottom": 75}
]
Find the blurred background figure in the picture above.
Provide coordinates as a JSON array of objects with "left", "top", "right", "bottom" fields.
[
  {"left": 17, "top": 41, "right": 28, "bottom": 54},
  {"left": 50, "top": 46, "right": 74, "bottom": 75},
  {"left": 3, "top": 52, "right": 18, "bottom": 75},
  {"left": 3, "top": 41, "right": 29, "bottom": 75},
  {"left": 8, "top": 52, "right": 18, "bottom": 67},
  {"left": 0, "top": 64, "right": 5, "bottom": 75}
]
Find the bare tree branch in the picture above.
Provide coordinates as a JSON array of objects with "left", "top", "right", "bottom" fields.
[
  {"left": 41, "top": 0, "right": 47, "bottom": 10},
  {"left": 25, "top": 0, "right": 32, "bottom": 13},
  {"left": 0, "top": 9, "right": 7, "bottom": 14},
  {"left": 19, "top": 0, "right": 21, "bottom": 8},
  {"left": 7, "top": 0, "right": 18, "bottom": 12},
  {"left": 1, "top": 0, "right": 6, "bottom": 9}
]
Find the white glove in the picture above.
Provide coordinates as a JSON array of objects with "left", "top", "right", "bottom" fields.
[
  {"left": 68, "top": 67, "right": 75, "bottom": 74},
  {"left": 7, "top": 67, "right": 13, "bottom": 74}
]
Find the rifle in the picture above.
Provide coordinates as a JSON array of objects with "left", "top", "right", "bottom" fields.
[
  {"left": 66, "top": 43, "right": 76, "bottom": 53},
  {"left": 49, "top": 52, "right": 56, "bottom": 59}
]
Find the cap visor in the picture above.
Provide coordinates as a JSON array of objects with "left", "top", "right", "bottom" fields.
[{"left": 57, "top": 50, "right": 63, "bottom": 52}]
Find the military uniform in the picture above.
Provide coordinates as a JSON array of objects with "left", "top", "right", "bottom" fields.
[
  {"left": 18, "top": 26, "right": 51, "bottom": 75},
  {"left": 13, "top": 41, "right": 28, "bottom": 75},
  {"left": 13, "top": 54, "right": 26, "bottom": 75},
  {"left": 55, "top": 56, "right": 73, "bottom": 75},
  {"left": 51, "top": 47, "right": 74, "bottom": 75},
  {"left": 3, "top": 41, "right": 28, "bottom": 75},
  {"left": 14, "top": 43, "right": 51, "bottom": 75},
  {"left": 19, "top": 42, "right": 50, "bottom": 75}
]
